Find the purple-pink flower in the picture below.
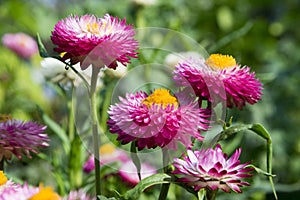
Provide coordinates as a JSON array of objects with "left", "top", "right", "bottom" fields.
[
  {"left": 173, "top": 54, "right": 263, "bottom": 109},
  {"left": 2, "top": 33, "right": 38, "bottom": 59},
  {"left": 0, "top": 117, "right": 49, "bottom": 160},
  {"left": 51, "top": 14, "right": 138, "bottom": 70},
  {"left": 83, "top": 143, "right": 128, "bottom": 173},
  {"left": 0, "top": 183, "right": 39, "bottom": 200},
  {"left": 0, "top": 171, "right": 18, "bottom": 195},
  {"left": 173, "top": 144, "right": 254, "bottom": 193},
  {"left": 107, "top": 88, "right": 210, "bottom": 150}
]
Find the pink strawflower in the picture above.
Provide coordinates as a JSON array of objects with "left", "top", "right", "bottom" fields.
[
  {"left": 64, "top": 189, "right": 95, "bottom": 200},
  {"left": 107, "top": 88, "right": 210, "bottom": 150},
  {"left": 119, "top": 160, "right": 157, "bottom": 185},
  {"left": 0, "top": 117, "right": 49, "bottom": 160},
  {"left": 51, "top": 14, "right": 138, "bottom": 70},
  {"left": 173, "top": 54, "right": 263, "bottom": 109},
  {"left": 83, "top": 143, "right": 129, "bottom": 173},
  {"left": 0, "top": 171, "right": 19, "bottom": 195},
  {"left": 0, "top": 183, "right": 39, "bottom": 200},
  {"left": 173, "top": 144, "right": 254, "bottom": 193},
  {"left": 2, "top": 33, "right": 38, "bottom": 59}
]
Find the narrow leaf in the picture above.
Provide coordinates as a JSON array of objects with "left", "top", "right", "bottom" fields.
[
  {"left": 36, "top": 32, "right": 49, "bottom": 58},
  {"left": 69, "top": 134, "right": 83, "bottom": 188},
  {"left": 203, "top": 124, "right": 251, "bottom": 149},
  {"left": 247, "top": 164, "right": 276, "bottom": 177},
  {"left": 98, "top": 195, "right": 117, "bottom": 200},
  {"left": 38, "top": 107, "right": 70, "bottom": 152},
  {"left": 122, "top": 173, "right": 172, "bottom": 200}
]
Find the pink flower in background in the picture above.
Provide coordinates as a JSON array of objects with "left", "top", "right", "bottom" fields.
[
  {"left": 0, "top": 117, "right": 49, "bottom": 160},
  {"left": 0, "top": 175, "right": 60, "bottom": 200},
  {"left": 119, "top": 160, "right": 157, "bottom": 185},
  {"left": 0, "top": 183, "right": 39, "bottom": 200},
  {"left": 83, "top": 155, "right": 95, "bottom": 174},
  {"left": 107, "top": 88, "right": 210, "bottom": 150},
  {"left": 173, "top": 144, "right": 254, "bottom": 193},
  {"left": 2, "top": 33, "right": 38, "bottom": 59},
  {"left": 173, "top": 54, "right": 263, "bottom": 109},
  {"left": 64, "top": 190, "right": 95, "bottom": 200},
  {"left": 0, "top": 171, "right": 18, "bottom": 195},
  {"left": 51, "top": 14, "right": 138, "bottom": 70},
  {"left": 83, "top": 143, "right": 128, "bottom": 173}
]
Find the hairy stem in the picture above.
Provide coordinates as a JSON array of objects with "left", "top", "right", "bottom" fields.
[
  {"left": 158, "top": 148, "right": 170, "bottom": 200},
  {"left": 90, "top": 65, "right": 101, "bottom": 199}
]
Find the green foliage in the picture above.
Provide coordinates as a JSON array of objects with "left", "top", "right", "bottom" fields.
[{"left": 122, "top": 173, "right": 171, "bottom": 200}]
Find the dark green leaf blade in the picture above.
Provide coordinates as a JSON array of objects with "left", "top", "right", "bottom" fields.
[
  {"left": 122, "top": 173, "right": 172, "bottom": 200},
  {"left": 36, "top": 32, "right": 49, "bottom": 58}
]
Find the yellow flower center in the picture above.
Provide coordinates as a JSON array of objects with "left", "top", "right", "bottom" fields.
[
  {"left": 87, "top": 22, "right": 100, "bottom": 34},
  {"left": 28, "top": 186, "right": 60, "bottom": 200},
  {"left": 205, "top": 54, "right": 236, "bottom": 70},
  {"left": 60, "top": 52, "right": 66, "bottom": 58},
  {"left": 142, "top": 89, "right": 178, "bottom": 108},
  {"left": 0, "top": 171, "right": 8, "bottom": 186},
  {"left": 99, "top": 143, "right": 115, "bottom": 155},
  {"left": 0, "top": 114, "right": 12, "bottom": 123}
]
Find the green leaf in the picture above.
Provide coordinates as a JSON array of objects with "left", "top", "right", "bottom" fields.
[
  {"left": 68, "top": 134, "right": 83, "bottom": 189},
  {"left": 122, "top": 173, "right": 172, "bottom": 200},
  {"left": 203, "top": 124, "right": 251, "bottom": 148},
  {"left": 247, "top": 164, "right": 276, "bottom": 177},
  {"left": 249, "top": 124, "right": 271, "bottom": 143},
  {"left": 218, "top": 124, "right": 252, "bottom": 141},
  {"left": 98, "top": 195, "right": 117, "bottom": 200},
  {"left": 38, "top": 107, "right": 70, "bottom": 153},
  {"left": 36, "top": 32, "right": 49, "bottom": 58}
]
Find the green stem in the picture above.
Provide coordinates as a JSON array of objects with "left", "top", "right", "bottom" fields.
[
  {"left": 158, "top": 148, "right": 171, "bottom": 200},
  {"left": 67, "top": 93, "right": 75, "bottom": 141},
  {"left": 205, "top": 189, "right": 218, "bottom": 200},
  {"left": 250, "top": 124, "right": 278, "bottom": 200},
  {"left": 130, "top": 141, "right": 141, "bottom": 181},
  {"left": 53, "top": 56, "right": 91, "bottom": 93},
  {"left": 214, "top": 123, "right": 278, "bottom": 200},
  {"left": 90, "top": 65, "right": 101, "bottom": 199}
]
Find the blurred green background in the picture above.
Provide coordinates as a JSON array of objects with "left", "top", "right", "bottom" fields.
[{"left": 1, "top": 0, "right": 300, "bottom": 199}]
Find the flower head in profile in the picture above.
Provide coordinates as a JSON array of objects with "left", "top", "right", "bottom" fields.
[
  {"left": 107, "top": 88, "right": 210, "bottom": 150},
  {"left": 83, "top": 143, "right": 128, "bottom": 173},
  {"left": 0, "top": 116, "right": 49, "bottom": 160},
  {"left": 173, "top": 144, "right": 254, "bottom": 193},
  {"left": 119, "top": 160, "right": 157, "bottom": 185},
  {"left": 2, "top": 32, "right": 38, "bottom": 59},
  {"left": 51, "top": 14, "right": 138, "bottom": 70},
  {"left": 173, "top": 54, "right": 263, "bottom": 109}
]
